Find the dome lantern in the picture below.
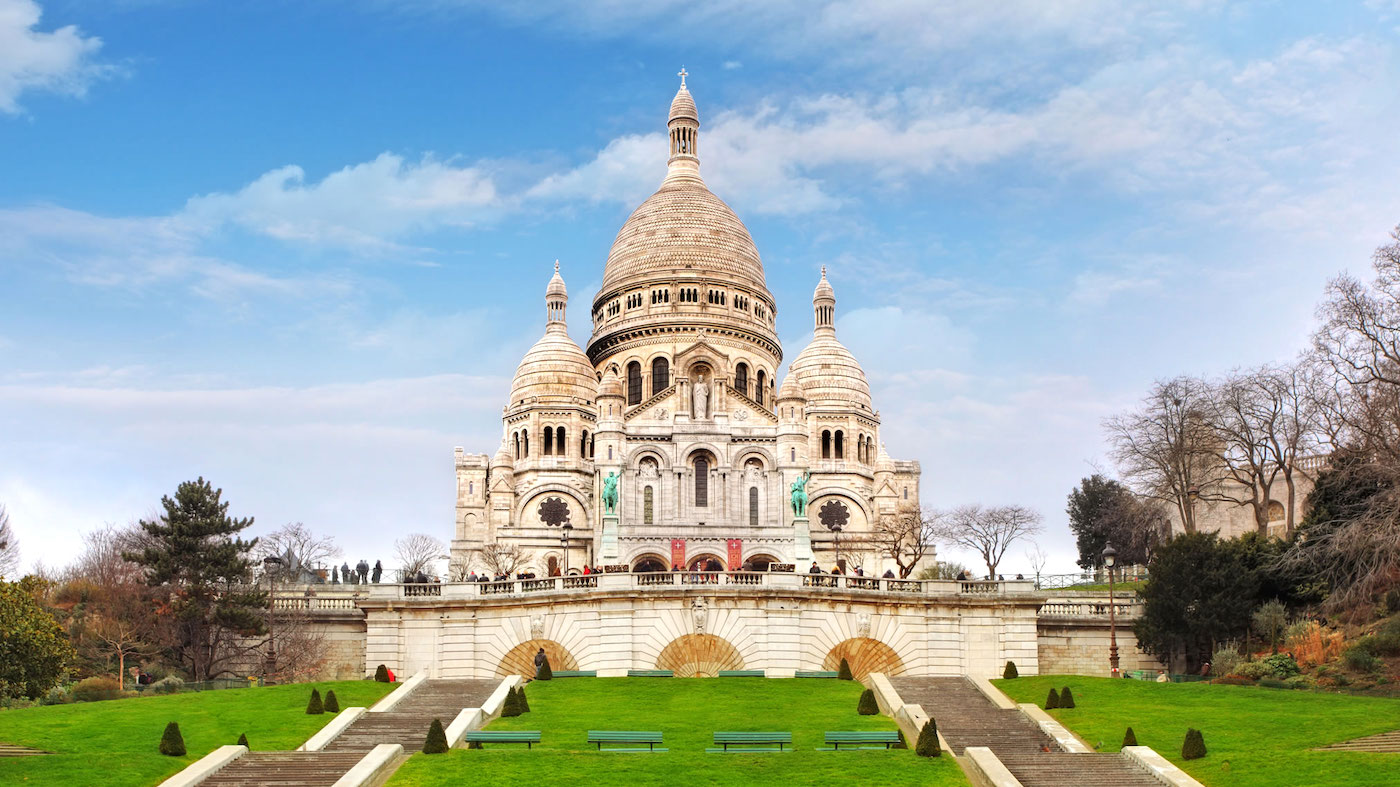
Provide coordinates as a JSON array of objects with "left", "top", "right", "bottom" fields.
[
  {"left": 668, "top": 67, "right": 699, "bottom": 172},
  {"left": 813, "top": 266, "right": 836, "bottom": 337},
  {"left": 546, "top": 259, "right": 568, "bottom": 329}
]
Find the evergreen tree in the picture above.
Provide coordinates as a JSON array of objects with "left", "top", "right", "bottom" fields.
[
  {"left": 837, "top": 657, "right": 853, "bottom": 680},
  {"left": 516, "top": 686, "right": 529, "bottom": 713},
  {"left": 1045, "top": 688, "right": 1060, "bottom": 709},
  {"left": 1059, "top": 686, "right": 1075, "bottom": 708},
  {"left": 236, "top": 733, "right": 249, "bottom": 748},
  {"left": 500, "top": 686, "right": 522, "bottom": 717},
  {"left": 127, "top": 478, "right": 264, "bottom": 681},
  {"left": 374, "top": 664, "right": 390, "bottom": 682},
  {"left": 324, "top": 690, "right": 340, "bottom": 713},
  {"left": 0, "top": 577, "right": 75, "bottom": 699},
  {"left": 306, "top": 688, "right": 324, "bottom": 714},
  {"left": 857, "top": 688, "right": 879, "bottom": 715},
  {"left": 1002, "top": 661, "right": 1018, "bottom": 679},
  {"left": 892, "top": 730, "right": 908, "bottom": 749},
  {"left": 422, "top": 719, "right": 449, "bottom": 754},
  {"left": 1134, "top": 532, "right": 1259, "bottom": 667},
  {"left": 1182, "top": 728, "right": 1207, "bottom": 760},
  {"left": 537, "top": 654, "right": 553, "bottom": 680},
  {"left": 915, "top": 718, "right": 940, "bottom": 757},
  {"left": 1122, "top": 727, "right": 1137, "bottom": 747},
  {"left": 159, "top": 722, "right": 186, "bottom": 756}
]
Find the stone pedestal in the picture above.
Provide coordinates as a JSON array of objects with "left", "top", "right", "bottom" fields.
[
  {"left": 601, "top": 514, "right": 620, "bottom": 559},
  {"left": 793, "top": 515, "right": 812, "bottom": 562}
]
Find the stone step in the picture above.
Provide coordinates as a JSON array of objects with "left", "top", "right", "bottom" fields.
[{"left": 199, "top": 751, "right": 365, "bottom": 787}]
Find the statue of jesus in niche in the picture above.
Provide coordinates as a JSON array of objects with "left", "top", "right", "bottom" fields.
[{"left": 692, "top": 374, "right": 710, "bottom": 419}]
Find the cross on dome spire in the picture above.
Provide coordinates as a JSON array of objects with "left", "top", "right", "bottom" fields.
[{"left": 678, "top": 67, "right": 688, "bottom": 88}]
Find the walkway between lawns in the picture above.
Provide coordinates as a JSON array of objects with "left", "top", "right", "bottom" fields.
[{"left": 388, "top": 677, "right": 967, "bottom": 787}]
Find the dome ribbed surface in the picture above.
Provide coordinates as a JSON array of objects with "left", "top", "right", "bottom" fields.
[
  {"left": 669, "top": 86, "right": 698, "bottom": 123},
  {"left": 788, "top": 334, "right": 873, "bottom": 411},
  {"left": 508, "top": 327, "right": 596, "bottom": 407},
  {"left": 778, "top": 372, "right": 805, "bottom": 401}
]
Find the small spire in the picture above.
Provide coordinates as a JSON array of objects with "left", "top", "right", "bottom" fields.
[
  {"left": 678, "top": 66, "right": 688, "bottom": 88},
  {"left": 554, "top": 259, "right": 559, "bottom": 273}
]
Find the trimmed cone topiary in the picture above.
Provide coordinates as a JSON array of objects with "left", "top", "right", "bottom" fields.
[
  {"left": 422, "top": 719, "right": 449, "bottom": 754},
  {"left": 1045, "top": 688, "right": 1060, "bottom": 710},
  {"left": 236, "top": 733, "right": 249, "bottom": 748},
  {"left": 517, "top": 686, "right": 530, "bottom": 713},
  {"left": 538, "top": 654, "right": 553, "bottom": 681},
  {"left": 1182, "top": 728, "right": 1206, "bottom": 760},
  {"left": 374, "top": 664, "right": 390, "bottom": 682},
  {"left": 159, "top": 722, "right": 186, "bottom": 756},
  {"left": 1123, "top": 727, "right": 1137, "bottom": 747},
  {"left": 467, "top": 740, "right": 483, "bottom": 749},
  {"left": 915, "top": 718, "right": 940, "bottom": 757},
  {"left": 892, "top": 730, "right": 908, "bottom": 749},
  {"left": 838, "top": 657, "right": 854, "bottom": 681},
  {"left": 306, "top": 688, "right": 324, "bottom": 715},
  {"left": 1059, "top": 686, "right": 1075, "bottom": 708},
  {"left": 500, "top": 686, "right": 522, "bottom": 718},
  {"left": 324, "top": 690, "right": 340, "bottom": 713},
  {"left": 857, "top": 688, "right": 879, "bottom": 715},
  {"left": 1003, "top": 661, "right": 1019, "bottom": 679}
]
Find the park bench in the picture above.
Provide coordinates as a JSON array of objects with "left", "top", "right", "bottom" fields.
[
  {"left": 821, "top": 731, "right": 901, "bottom": 750},
  {"left": 464, "top": 730, "right": 542, "bottom": 749},
  {"left": 551, "top": 670, "right": 597, "bottom": 677},
  {"left": 626, "top": 669, "right": 674, "bottom": 677},
  {"left": 708, "top": 731, "right": 792, "bottom": 752},
  {"left": 717, "top": 670, "right": 765, "bottom": 677},
  {"left": 794, "top": 671, "right": 839, "bottom": 678},
  {"left": 587, "top": 730, "right": 667, "bottom": 752}
]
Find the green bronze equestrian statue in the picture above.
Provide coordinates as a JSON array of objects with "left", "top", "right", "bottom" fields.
[
  {"left": 789, "top": 471, "right": 810, "bottom": 518},
  {"left": 602, "top": 471, "right": 619, "bottom": 515}
]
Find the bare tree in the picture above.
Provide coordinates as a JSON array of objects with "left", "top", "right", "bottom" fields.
[
  {"left": 475, "top": 543, "right": 527, "bottom": 578},
  {"left": 68, "top": 523, "right": 148, "bottom": 586},
  {"left": 931, "top": 504, "right": 1044, "bottom": 578},
  {"left": 1202, "top": 369, "right": 1284, "bottom": 536},
  {"left": 1026, "top": 544, "right": 1049, "bottom": 584},
  {"left": 0, "top": 504, "right": 19, "bottom": 577},
  {"left": 1105, "top": 377, "right": 1221, "bottom": 533},
  {"left": 871, "top": 509, "right": 936, "bottom": 578},
  {"left": 259, "top": 522, "right": 341, "bottom": 571},
  {"left": 394, "top": 533, "right": 446, "bottom": 578},
  {"left": 1262, "top": 360, "right": 1328, "bottom": 535}
]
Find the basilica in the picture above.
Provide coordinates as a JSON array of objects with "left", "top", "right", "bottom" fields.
[{"left": 450, "top": 76, "right": 923, "bottom": 576}]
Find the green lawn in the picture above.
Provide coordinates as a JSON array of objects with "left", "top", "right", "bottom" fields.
[
  {"left": 994, "top": 675, "right": 1400, "bottom": 787},
  {"left": 0, "top": 680, "right": 394, "bottom": 786},
  {"left": 389, "top": 678, "right": 966, "bottom": 787}
]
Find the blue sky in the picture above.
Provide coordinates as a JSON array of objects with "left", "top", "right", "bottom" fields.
[{"left": 2, "top": 0, "right": 1399, "bottom": 575}]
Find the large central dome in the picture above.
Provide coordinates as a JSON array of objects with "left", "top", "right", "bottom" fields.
[{"left": 588, "top": 79, "right": 779, "bottom": 365}]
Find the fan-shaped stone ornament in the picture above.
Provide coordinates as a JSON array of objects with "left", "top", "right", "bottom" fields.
[
  {"left": 495, "top": 639, "right": 579, "bottom": 678},
  {"left": 656, "top": 633, "right": 744, "bottom": 677},
  {"left": 822, "top": 637, "right": 903, "bottom": 680}
]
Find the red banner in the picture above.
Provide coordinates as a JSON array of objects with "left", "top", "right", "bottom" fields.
[
  {"left": 670, "top": 538, "right": 686, "bottom": 571},
  {"left": 727, "top": 539, "right": 743, "bottom": 571}
]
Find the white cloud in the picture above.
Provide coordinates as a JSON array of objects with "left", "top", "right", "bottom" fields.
[{"left": 0, "top": 0, "right": 110, "bottom": 114}]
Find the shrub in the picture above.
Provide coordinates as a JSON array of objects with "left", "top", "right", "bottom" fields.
[
  {"left": 857, "top": 688, "right": 879, "bottom": 715},
  {"left": 159, "top": 722, "right": 186, "bottom": 756},
  {"left": 1261, "top": 653, "right": 1300, "bottom": 679},
  {"left": 1235, "top": 660, "right": 1272, "bottom": 681},
  {"left": 500, "top": 687, "right": 522, "bottom": 717},
  {"left": 1182, "top": 728, "right": 1206, "bottom": 760},
  {"left": 1354, "top": 632, "right": 1400, "bottom": 658},
  {"left": 467, "top": 740, "right": 483, "bottom": 749},
  {"left": 1343, "top": 647, "right": 1382, "bottom": 673},
  {"left": 306, "top": 688, "right": 324, "bottom": 715},
  {"left": 72, "top": 676, "right": 125, "bottom": 703},
  {"left": 1045, "top": 688, "right": 1060, "bottom": 710},
  {"left": 324, "top": 690, "right": 340, "bottom": 713},
  {"left": 41, "top": 685, "right": 72, "bottom": 706},
  {"left": 915, "top": 718, "right": 940, "bottom": 757},
  {"left": 1258, "top": 678, "right": 1291, "bottom": 689},
  {"left": 1123, "top": 727, "right": 1137, "bottom": 747},
  {"left": 1253, "top": 599, "right": 1289, "bottom": 653},
  {"left": 422, "top": 719, "right": 449, "bottom": 754},
  {"left": 516, "top": 687, "right": 529, "bottom": 713},
  {"left": 1211, "top": 642, "right": 1243, "bottom": 677},
  {"left": 537, "top": 655, "right": 553, "bottom": 681},
  {"left": 236, "top": 733, "right": 248, "bottom": 748},
  {"left": 837, "top": 658, "right": 854, "bottom": 680},
  {"left": 1214, "top": 676, "right": 1252, "bottom": 686},
  {"left": 150, "top": 675, "right": 184, "bottom": 695},
  {"left": 1059, "top": 686, "right": 1075, "bottom": 708},
  {"left": 1384, "top": 587, "right": 1400, "bottom": 616},
  {"left": 892, "top": 730, "right": 908, "bottom": 749},
  {"left": 1003, "top": 661, "right": 1018, "bottom": 679},
  {"left": 374, "top": 664, "right": 390, "bottom": 682},
  {"left": 1284, "top": 675, "right": 1313, "bottom": 689}
]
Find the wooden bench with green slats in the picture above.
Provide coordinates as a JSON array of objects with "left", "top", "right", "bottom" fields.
[
  {"left": 551, "top": 670, "right": 597, "bottom": 677},
  {"left": 794, "top": 670, "right": 839, "bottom": 678},
  {"left": 587, "top": 730, "right": 667, "bottom": 752},
  {"left": 717, "top": 670, "right": 765, "bottom": 677},
  {"left": 707, "top": 731, "right": 792, "bottom": 752},
  {"left": 626, "top": 669, "right": 674, "bottom": 677},
  {"left": 821, "top": 731, "right": 901, "bottom": 750},
  {"left": 464, "top": 730, "right": 542, "bottom": 749}
]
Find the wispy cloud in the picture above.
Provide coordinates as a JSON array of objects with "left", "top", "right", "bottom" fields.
[{"left": 0, "top": 0, "right": 113, "bottom": 114}]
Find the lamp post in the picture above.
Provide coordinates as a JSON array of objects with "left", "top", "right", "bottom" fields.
[
  {"left": 262, "top": 555, "right": 283, "bottom": 683},
  {"left": 1102, "top": 543, "right": 1120, "bottom": 678},
  {"left": 560, "top": 523, "right": 573, "bottom": 576}
]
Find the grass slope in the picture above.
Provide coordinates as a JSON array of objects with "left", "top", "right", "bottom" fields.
[
  {"left": 389, "top": 678, "right": 965, "bottom": 787},
  {"left": 0, "top": 680, "right": 393, "bottom": 786},
  {"left": 994, "top": 675, "right": 1400, "bottom": 787}
]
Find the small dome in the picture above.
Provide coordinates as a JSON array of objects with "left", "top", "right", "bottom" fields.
[
  {"left": 546, "top": 260, "right": 567, "bottom": 299},
  {"left": 777, "top": 372, "right": 805, "bottom": 401},
  {"left": 508, "top": 328, "right": 595, "bottom": 408},
  {"left": 787, "top": 335, "right": 873, "bottom": 411},
  {"left": 492, "top": 438, "right": 514, "bottom": 469},
  {"left": 875, "top": 442, "right": 895, "bottom": 474},
  {"left": 598, "top": 366, "right": 624, "bottom": 399},
  {"left": 669, "top": 85, "right": 698, "bottom": 124},
  {"left": 814, "top": 266, "right": 834, "bottom": 302}
]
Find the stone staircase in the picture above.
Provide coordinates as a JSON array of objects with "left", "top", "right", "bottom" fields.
[
  {"left": 199, "top": 678, "right": 498, "bottom": 787},
  {"left": 890, "top": 677, "right": 1161, "bottom": 787}
]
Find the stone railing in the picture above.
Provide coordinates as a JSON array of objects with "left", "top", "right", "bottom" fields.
[
  {"left": 1038, "top": 595, "right": 1143, "bottom": 620},
  {"left": 362, "top": 573, "right": 1039, "bottom": 601},
  {"left": 271, "top": 593, "right": 364, "bottom": 612}
]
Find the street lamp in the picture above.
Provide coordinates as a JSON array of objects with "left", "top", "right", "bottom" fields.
[
  {"left": 262, "top": 556, "right": 283, "bottom": 683},
  {"left": 560, "top": 523, "right": 574, "bottom": 576},
  {"left": 1102, "top": 543, "right": 1120, "bottom": 678}
]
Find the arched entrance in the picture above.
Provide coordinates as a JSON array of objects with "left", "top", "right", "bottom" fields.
[
  {"left": 496, "top": 639, "right": 580, "bottom": 678},
  {"left": 687, "top": 554, "right": 724, "bottom": 572},
  {"left": 632, "top": 554, "right": 668, "bottom": 572},
  {"left": 656, "top": 634, "right": 745, "bottom": 677},
  {"left": 743, "top": 553, "right": 780, "bottom": 571},
  {"left": 823, "top": 637, "right": 904, "bottom": 680}
]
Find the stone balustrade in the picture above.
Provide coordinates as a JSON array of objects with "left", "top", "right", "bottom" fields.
[{"left": 1038, "top": 595, "right": 1142, "bottom": 620}]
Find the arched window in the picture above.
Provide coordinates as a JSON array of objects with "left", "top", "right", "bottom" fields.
[
  {"left": 652, "top": 357, "right": 669, "bottom": 394},
  {"left": 756, "top": 370, "right": 766, "bottom": 404},
  {"left": 822, "top": 430, "right": 831, "bottom": 459},
  {"left": 835, "top": 431, "right": 844, "bottom": 460},
  {"left": 857, "top": 433, "right": 864, "bottom": 462},
  {"left": 644, "top": 486, "right": 655, "bottom": 524},
  {"left": 556, "top": 426, "right": 566, "bottom": 458},
  {"left": 867, "top": 437, "right": 874, "bottom": 464},
  {"left": 1267, "top": 500, "right": 1285, "bottom": 521},
  {"left": 580, "top": 430, "right": 589, "bottom": 459},
  {"left": 735, "top": 363, "right": 749, "bottom": 397},
  {"left": 791, "top": 447, "right": 796, "bottom": 462},
  {"left": 627, "top": 361, "right": 642, "bottom": 405},
  {"left": 543, "top": 426, "right": 554, "bottom": 456},
  {"left": 749, "top": 487, "right": 759, "bottom": 527},
  {"left": 590, "top": 435, "right": 595, "bottom": 458},
  {"left": 513, "top": 431, "right": 520, "bottom": 459},
  {"left": 695, "top": 457, "right": 709, "bottom": 507},
  {"left": 523, "top": 429, "right": 529, "bottom": 457}
]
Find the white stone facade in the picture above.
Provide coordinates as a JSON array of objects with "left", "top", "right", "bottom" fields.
[{"left": 451, "top": 79, "right": 922, "bottom": 577}]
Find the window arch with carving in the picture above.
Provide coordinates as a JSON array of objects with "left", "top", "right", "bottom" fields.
[
  {"left": 651, "top": 357, "right": 670, "bottom": 395},
  {"left": 627, "top": 361, "right": 642, "bottom": 405},
  {"left": 735, "top": 363, "right": 749, "bottom": 398},
  {"left": 694, "top": 456, "right": 710, "bottom": 507}
]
